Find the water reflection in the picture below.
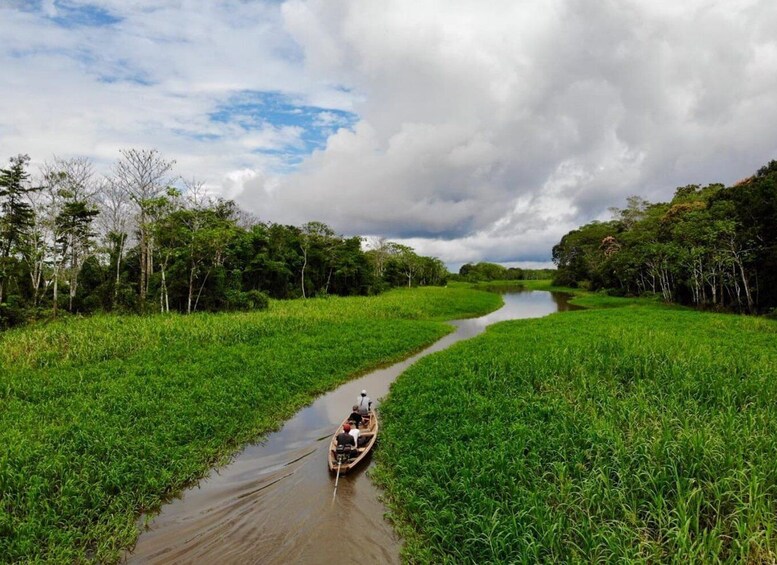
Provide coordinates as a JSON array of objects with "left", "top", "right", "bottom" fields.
[
  {"left": 457, "top": 290, "right": 581, "bottom": 332},
  {"left": 125, "top": 290, "right": 580, "bottom": 564}
]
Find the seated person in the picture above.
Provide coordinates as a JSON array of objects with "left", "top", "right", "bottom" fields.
[
  {"left": 349, "top": 425, "right": 361, "bottom": 448},
  {"left": 348, "top": 405, "right": 363, "bottom": 428},
  {"left": 336, "top": 423, "right": 356, "bottom": 456},
  {"left": 356, "top": 390, "right": 372, "bottom": 416},
  {"left": 355, "top": 433, "right": 371, "bottom": 447}
]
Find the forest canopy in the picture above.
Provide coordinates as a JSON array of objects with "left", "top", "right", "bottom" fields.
[
  {"left": 452, "top": 262, "right": 555, "bottom": 282},
  {"left": 0, "top": 149, "right": 448, "bottom": 329},
  {"left": 552, "top": 159, "right": 777, "bottom": 313}
]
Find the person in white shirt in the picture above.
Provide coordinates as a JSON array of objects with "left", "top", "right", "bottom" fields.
[
  {"left": 356, "top": 390, "right": 372, "bottom": 415},
  {"left": 349, "top": 424, "right": 361, "bottom": 448}
]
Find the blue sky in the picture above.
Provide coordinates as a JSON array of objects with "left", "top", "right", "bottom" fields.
[
  {"left": 1, "top": 1, "right": 776, "bottom": 269},
  {"left": 7, "top": 1, "right": 359, "bottom": 173},
  {"left": 45, "top": 1, "right": 122, "bottom": 27},
  {"left": 208, "top": 91, "right": 358, "bottom": 170},
  {"left": 12, "top": 2, "right": 359, "bottom": 174}
]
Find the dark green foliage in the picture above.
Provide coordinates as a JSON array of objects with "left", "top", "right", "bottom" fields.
[
  {"left": 552, "top": 220, "right": 624, "bottom": 289},
  {"left": 0, "top": 152, "right": 451, "bottom": 329},
  {"left": 708, "top": 163, "right": 777, "bottom": 311},
  {"left": 0, "top": 156, "right": 37, "bottom": 255},
  {"left": 375, "top": 297, "right": 777, "bottom": 563},
  {"left": 222, "top": 289, "right": 269, "bottom": 311},
  {"left": 0, "top": 286, "right": 501, "bottom": 562},
  {"left": 451, "top": 267, "right": 556, "bottom": 283},
  {"left": 0, "top": 296, "right": 28, "bottom": 329},
  {"left": 0, "top": 155, "right": 42, "bottom": 308},
  {"left": 459, "top": 261, "right": 523, "bottom": 281},
  {"left": 378, "top": 244, "right": 448, "bottom": 288},
  {"left": 553, "top": 160, "right": 777, "bottom": 312}
]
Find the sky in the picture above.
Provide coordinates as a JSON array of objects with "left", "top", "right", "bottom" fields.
[{"left": 2, "top": 0, "right": 776, "bottom": 271}]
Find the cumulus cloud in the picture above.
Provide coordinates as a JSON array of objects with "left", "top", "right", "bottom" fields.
[
  {"left": 2, "top": 0, "right": 777, "bottom": 269},
  {"left": 0, "top": 1, "right": 348, "bottom": 174},
  {"left": 233, "top": 0, "right": 777, "bottom": 266}
]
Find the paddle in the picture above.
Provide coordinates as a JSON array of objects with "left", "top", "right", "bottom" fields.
[{"left": 333, "top": 460, "right": 342, "bottom": 498}]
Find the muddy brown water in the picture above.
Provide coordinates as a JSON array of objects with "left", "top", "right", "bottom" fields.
[{"left": 125, "top": 291, "right": 580, "bottom": 564}]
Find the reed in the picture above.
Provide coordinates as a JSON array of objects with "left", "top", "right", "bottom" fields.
[
  {"left": 0, "top": 287, "right": 500, "bottom": 370},
  {"left": 375, "top": 298, "right": 777, "bottom": 563},
  {"left": 0, "top": 286, "right": 501, "bottom": 563}
]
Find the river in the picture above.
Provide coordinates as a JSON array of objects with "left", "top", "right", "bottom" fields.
[{"left": 125, "top": 290, "right": 580, "bottom": 564}]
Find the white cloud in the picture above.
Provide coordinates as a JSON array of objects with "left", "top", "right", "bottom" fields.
[
  {"left": 242, "top": 0, "right": 777, "bottom": 267},
  {"left": 2, "top": 0, "right": 777, "bottom": 269}
]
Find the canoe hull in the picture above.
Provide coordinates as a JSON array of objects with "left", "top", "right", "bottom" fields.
[{"left": 328, "top": 410, "right": 378, "bottom": 474}]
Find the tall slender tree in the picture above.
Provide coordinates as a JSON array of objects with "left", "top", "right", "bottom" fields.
[
  {"left": 19, "top": 192, "right": 51, "bottom": 308},
  {"left": 0, "top": 155, "right": 41, "bottom": 304},
  {"left": 42, "top": 157, "right": 99, "bottom": 312},
  {"left": 299, "top": 221, "right": 336, "bottom": 298},
  {"left": 112, "top": 149, "right": 175, "bottom": 309},
  {"left": 52, "top": 201, "right": 99, "bottom": 314},
  {"left": 97, "top": 179, "right": 131, "bottom": 309}
]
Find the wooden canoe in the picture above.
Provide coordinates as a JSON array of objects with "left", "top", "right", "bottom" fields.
[{"left": 328, "top": 410, "right": 378, "bottom": 474}]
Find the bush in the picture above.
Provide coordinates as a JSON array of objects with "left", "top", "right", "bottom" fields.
[
  {"left": 604, "top": 287, "right": 627, "bottom": 297},
  {"left": 0, "top": 298, "right": 29, "bottom": 330},
  {"left": 552, "top": 270, "right": 578, "bottom": 288},
  {"left": 224, "top": 289, "right": 269, "bottom": 311},
  {"left": 245, "top": 290, "right": 269, "bottom": 310}
]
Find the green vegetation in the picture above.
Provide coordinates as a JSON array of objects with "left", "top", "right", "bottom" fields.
[
  {"left": 0, "top": 286, "right": 501, "bottom": 563},
  {"left": 0, "top": 150, "right": 449, "bottom": 330},
  {"left": 375, "top": 290, "right": 777, "bottom": 563},
  {"left": 553, "top": 159, "right": 777, "bottom": 314},
  {"left": 450, "top": 262, "right": 555, "bottom": 283}
]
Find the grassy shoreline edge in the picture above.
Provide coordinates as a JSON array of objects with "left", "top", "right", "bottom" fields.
[
  {"left": 0, "top": 286, "right": 502, "bottom": 563},
  {"left": 374, "top": 282, "right": 777, "bottom": 563}
]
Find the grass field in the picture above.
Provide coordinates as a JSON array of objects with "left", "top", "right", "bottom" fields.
[
  {"left": 0, "top": 286, "right": 501, "bottom": 563},
  {"left": 374, "top": 286, "right": 777, "bottom": 563}
]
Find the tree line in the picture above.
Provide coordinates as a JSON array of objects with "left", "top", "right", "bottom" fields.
[
  {"left": 0, "top": 149, "right": 448, "bottom": 329},
  {"left": 552, "top": 159, "right": 777, "bottom": 314},
  {"left": 452, "top": 262, "right": 556, "bottom": 282}
]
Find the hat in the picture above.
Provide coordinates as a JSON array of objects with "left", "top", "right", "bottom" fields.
[
  {"left": 343, "top": 423, "right": 351, "bottom": 432},
  {"left": 360, "top": 390, "right": 367, "bottom": 395}
]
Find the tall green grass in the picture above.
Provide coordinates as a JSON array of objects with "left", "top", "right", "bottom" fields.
[
  {"left": 0, "top": 286, "right": 501, "bottom": 563},
  {"left": 375, "top": 299, "right": 777, "bottom": 563},
  {"left": 0, "top": 287, "right": 500, "bottom": 370}
]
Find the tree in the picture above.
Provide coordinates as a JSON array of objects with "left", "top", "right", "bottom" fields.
[
  {"left": 390, "top": 244, "right": 422, "bottom": 287},
  {"left": 19, "top": 193, "right": 51, "bottom": 308},
  {"left": 42, "top": 157, "right": 100, "bottom": 313},
  {"left": 165, "top": 198, "right": 240, "bottom": 313},
  {"left": 329, "top": 236, "right": 375, "bottom": 295},
  {"left": 418, "top": 256, "right": 448, "bottom": 286},
  {"left": 458, "top": 262, "right": 507, "bottom": 281},
  {"left": 0, "top": 155, "right": 41, "bottom": 305},
  {"left": 147, "top": 187, "right": 183, "bottom": 313},
  {"left": 366, "top": 237, "right": 392, "bottom": 280},
  {"left": 97, "top": 179, "right": 132, "bottom": 310},
  {"left": 608, "top": 195, "right": 650, "bottom": 229},
  {"left": 112, "top": 149, "right": 176, "bottom": 309},
  {"left": 709, "top": 164, "right": 777, "bottom": 312},
  {"left": 0, "top": 149, "right": 453, "bottom": 328},
  {"left": 552, "top": 221, "right": 620, "bottom": 289},
  {"left": 553, "top": 161, "right": 777, "bottom": 313},
  {"left": 299, "top": 221, "right": 336, "bottom": 298},
  {"left": 52, "top": 200, "right": 99, "bottom": 314}
]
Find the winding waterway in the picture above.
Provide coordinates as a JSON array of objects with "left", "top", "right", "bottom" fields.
[{"left": 125, "top": 290, "right": 580, "bottom": 564}]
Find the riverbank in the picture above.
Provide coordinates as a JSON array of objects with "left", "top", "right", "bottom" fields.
[
  {"left": 374, "top": 287, "right": 777, "bottom": 562},
  {"left": 0, "top": 286, "right": 501, "bottom": 563},
  {"left": 126, "top": 286, "right": 574, "bottom": 563}
]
